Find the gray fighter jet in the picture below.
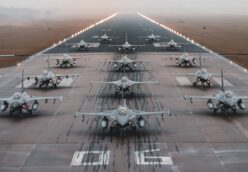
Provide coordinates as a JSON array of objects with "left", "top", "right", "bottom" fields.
[
  {"left": 0, "top": 71, "right": 63, "bottom": 115},
  {"left": 157, "top": 39, "right": 188, "bottom": 50},
  {"left": 167, "top": 53, "right": 199, "bottom": 67},
  {"left": 91, "top": 76, "right": 159, "bottom": 95},
  {"left": 139, "top": 30, "right": 166, "bottom": 42},
  {"left": 25, "top": 61, "right": 78, "bottom": 88},
  {"left": 109, "top": 34, "right": 145, "bottom": 53},
  {"left": 75, "top": 100, "right": 170, "bottom": 133},
  {"left": 184, "top": 69, "right": 248, "bottom": 114},
  {"left": 66, "top": 39, "right": 94, "bottom": 51},
  {"left": 92, "top": 33, "right": 118, "bottom": 43},
  {"left": 104, "top": 54, "right": 150, "bottom": 71},
  {"left": 173, "top": 58, "right": 219, "bottom": 87},
  {"left": 47, "top": 54, "right": 87, "bottom": 68},
  {"left": 174, "top": 68, "right": 220, "bottom": 87}
]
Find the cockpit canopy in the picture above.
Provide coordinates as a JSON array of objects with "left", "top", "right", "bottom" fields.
[
  {"left": 42, "top": 70, "right": 49, "bottom": 76},
  {"left": 121, "top": 77, "right": 128, "bottom": 83},
  {"left": 13, "top": 92, "right": 21, "bottom": 100},
  {"left": 119, "top": 107, "right": 127, "bottom": 116},
  {"left": 225, "top": 91, "right": 233, "bottom": 99}
]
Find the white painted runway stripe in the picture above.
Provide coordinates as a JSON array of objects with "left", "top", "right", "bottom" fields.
[
  {"left": 89, "top": 43, "right": 100, "bottom": 48},
  {"left": 59, "top": 78, "right": 74, "bottom": 87},
  {"left": 16, "top": 79, "right": 33, "bottom": 88},
  {"left": 213, "top": 77, "right": 233, "bottom": 87},
  {"left": 175, "top": 77, "right": 191, "bottom": 86}
]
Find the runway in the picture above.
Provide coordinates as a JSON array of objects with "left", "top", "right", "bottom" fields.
[
  {"left": 1, "top": 13, "right": 248, "bottom": 172},
  {"left": 46, "top": 14, "right": 206, "bottom": 54}
]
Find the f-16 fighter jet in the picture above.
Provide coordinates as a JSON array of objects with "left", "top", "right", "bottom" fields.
[
  {"left": 109, "top": 34, "right": 145, "bottom": 53},
  {"left": 25, "top": 61, "right": 78, "bottom": 88},
  {"left": 173, "top": 57, "right": 219, "bottom": 87},
  {"left": 47, "top": 54, "right": 87, "bottom": 68},
  {"left": 139, "top": 30, "right": 166, "bottom": 42},
  {"left": 157, "top": 39, "right": 188, "bottom": 50},
  {"left": 166, "top": 53, "right": 201, "bottom": 67},
  {"left": 105, "top": 54, "right": 150, "bottom": 71},
  {"left": 92, "top": 33, "right": 118, "bottom": 43},
  {"left": 184, "top": 69, "right": 248, "bottom": 114},
  {"left": 91, "top": 76, "right": 159, "bottom": 96},
  {"left": 66, "top": 39, "right": 94, "bottom": 51},
  {"left": 0, "top": 71, "right": 63, "bottom": 115},
  {"left": 75, "top": 100, "right": 170, "bottom": 134}
]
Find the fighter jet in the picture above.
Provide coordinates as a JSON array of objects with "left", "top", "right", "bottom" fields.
[
  {"left": 173, "top": 58, "right": 219, "bottom": 87},
  {"left": 92, "top": 33, "right": 118, "bottom": 43},
  {"left": 166, "top": 53, "right": 199, "bottom": 67},
  {"left": 139, "top": 30, "right": 166, "bottom": 42},
  {"left": 0, "top": 71, "right": 63, "bottom": 115},
  {"left": 75, "top": 100, "right": 170, "bottom": 133},
  {"left": 104, "top": 54, "right": 150, "bottom": 71},
  {"left": 157, "top": 39, "right": 188, "bottom": 50},
  {"left": 91, "top": 76, "right": 159, "bottom": 96},
  {"left": 47, "top": 54, "right": 87, "bottom": 68},
  {"left": 66, "top": 39, "right": 93, "bottom": 51},
  {"left": 184, "top": 69, "right": 248, "bottom": 114},
  {"left": 25, "top": 61, "right": 78, "bottom": 88},
  {"left": 109, "top": 34, "right": 145, "bottom": 53}
]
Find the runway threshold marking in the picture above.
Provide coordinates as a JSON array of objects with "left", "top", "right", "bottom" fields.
[
  {"left": 89, "top": 43, "right": 100, "bottom": 48},
  {"left": 16, "top": 79, "right": 33, "bottom": 88},
  {"left": 135, "top": 149, "right": 173, "bottom": 165},
  {"left": 71, "top": 151, "right": 110, "bottom": 166},
  {"left": 175, "top": 77, "right": 191, "bottom": 86},
  {"left": 153, "top": 43, "right": 162, "bottom": 48},
  {"left": 213, "top": 77, "right": 233, "bottom": 87}
]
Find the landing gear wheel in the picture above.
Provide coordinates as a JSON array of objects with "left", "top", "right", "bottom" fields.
[{"left": 193, "top": 82, "right": 196, "bottom": 87}]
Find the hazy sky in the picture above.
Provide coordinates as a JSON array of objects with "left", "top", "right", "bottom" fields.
[{"left": 1, "top": 0, "right": 248, "bottom": 17}]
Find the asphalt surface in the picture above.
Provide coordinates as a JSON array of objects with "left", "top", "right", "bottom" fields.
[
  {"left": 1, "top": 13, "right": 248, "bottom": 172},
  {"left": 46, "top": 14, "right": 206, "bottom": 54}
]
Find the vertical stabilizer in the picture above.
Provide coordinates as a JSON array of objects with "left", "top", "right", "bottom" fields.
[
  {"left": 21, "top": 70, "right": 24, "bottom": 93},
  {"left": 221, "top": 68, "right": 225, "bottom": 91}
]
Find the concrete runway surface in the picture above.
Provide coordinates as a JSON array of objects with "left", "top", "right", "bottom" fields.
[{"left": 0, "top": 13, "right": 248, "bottom": 172}]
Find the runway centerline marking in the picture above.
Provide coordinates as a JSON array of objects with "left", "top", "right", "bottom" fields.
[{"left": 175, "top": 77, "right": 191, "bottom": 86}]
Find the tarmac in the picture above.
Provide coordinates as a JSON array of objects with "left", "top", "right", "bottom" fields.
[{"left": 0, "top": 13, "right": 248, "bottom": 172}]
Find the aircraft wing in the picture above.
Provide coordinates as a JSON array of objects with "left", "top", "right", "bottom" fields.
[
  {"left": 209, "top": 73, "right": 221, "bottom": 77},
  {"left": 184, "top": 95, "right": 217, "bottom": 102},
  {"left": 25, "top": 75, "right": 41, "bottom": 80},
  {"left": 75, "top": 110, "right": 117, "bottom": 120},
  {"left": 28, "top": 96, "right": 63, "bottom": 103},
  {"left": 131, "top": 44, "right": 146, "bottom": 47},
  {"left": 0, "top": 97, "right": 11, "bottom": 103},
  {"left": 108, "top": 44, "right": 123, "bottom": 47},
  {"left": 235, "top": 96, "right": 248, "bottom": 101},
  {"left": 131, "top": 60, "right": 151, "bottom": 63},
  {"left": 91, "top": 80, "right": 121, "bottom": 86},
  {"left": 129, "top": 109, "right": 170, "bottom": 119},
  {"left": 55, "top": 74, "right": 79, "bottom": 78},
  {"left": 129, "top": 80, "right": 159, "bottom": 86}
]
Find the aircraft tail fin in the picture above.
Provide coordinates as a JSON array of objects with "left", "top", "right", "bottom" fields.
[
  {"left": 199, "top": 54, "right": 202, "bottom": 69},
  {"left": 47, "top": 55, "right": 51, "bottom": 71},
  {"left": 21, "top": 70, "right": 25, "bottom": 93},
  {"left": 221, "top": 68, "right": 225, "bottom": 91},
  {"left": 123, "top": 99, "right": 127, "bottom": 107},
  {"left": 125, "top": 33, "right": 127, "bottom": 42}
]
